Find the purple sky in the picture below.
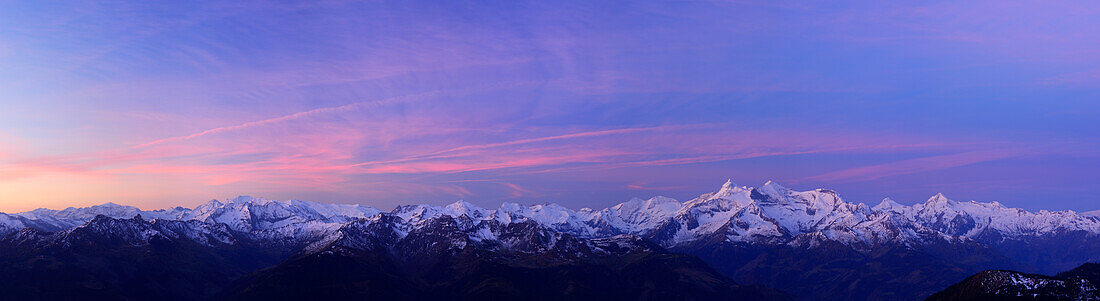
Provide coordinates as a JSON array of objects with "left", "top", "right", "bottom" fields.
[{"left": 1, "top": 0, "right": 1098, "bottom": 212}]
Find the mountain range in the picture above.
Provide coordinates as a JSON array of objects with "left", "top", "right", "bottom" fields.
[{"left": 2, "top": 179, "right": 1098, "bottom": 300}]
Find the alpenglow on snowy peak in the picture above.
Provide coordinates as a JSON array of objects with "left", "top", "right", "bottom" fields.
[{"left": 3, "top": 179, "right": 1099, "bottom": 252}]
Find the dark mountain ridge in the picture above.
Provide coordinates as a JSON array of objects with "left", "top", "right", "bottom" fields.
[
  {"left": 927, "top": 263, "right": 1100, "bottom": 300},
  {"left": 223, "top": 215, "right": 791, "bottom": 300}
]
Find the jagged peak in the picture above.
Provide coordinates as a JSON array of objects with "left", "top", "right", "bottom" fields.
[
  {"left": 706, "top": 179, "right": 750, "bottom": 202},
  {"left": 718, "top": 179, "right": 739, "bottom": 193},
  {"left": 925, "top": 193, "right": 953, "bottom": 206},
  {"left": 444, "top": 200, "right": 488, "bottom": 218},
  {"left": 446, "top": 200, "right": 479, "bottom": 209},
  {"left": 680, "top": 179, "right": 755, "bottom": 211},
  {"left": 873, "top": 197, "right": 903, "bottom": 212}
]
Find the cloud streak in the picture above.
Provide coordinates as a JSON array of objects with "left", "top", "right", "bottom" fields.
[
  {"left": 808, "top": 149, "right": 1025, "bottom": 183},
  {"left": 130, "top": 92, "right": 438, "bottom": 149}
]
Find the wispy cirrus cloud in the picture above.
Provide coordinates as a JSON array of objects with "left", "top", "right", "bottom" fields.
[
  {"left": 346, "top": 124, "right": 704, "bottom": 168},
  {"left": 807, "top": 149, "right": 1025, "bottom": 183},
  {"left": 130, "top": 92, "right": 439, "bottom": 149}
]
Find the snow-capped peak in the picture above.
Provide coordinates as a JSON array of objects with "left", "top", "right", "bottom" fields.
[
  {"left": 592, "top": 196, "right": 683, "bottom": 235},
  {"left": 611, "top": 196, "right": 681, "bottom": 212},
  {"left": 443, "top": 200, "right": 489, "bottom": 219},
  {"left": 925, "top": 193, "right": 953, "bottom": 206},
  {"left": 682, "top": 180, "right": 753, "bottom": 210},
  {"left": 873, "top": 198, "right": 903, "bottom": 212},
  {"left": 492, "top": 202, "right": 593, "bottom": 236},
  {"left": 716, "top": 179, "right": 741, "bottom": 196},
  {"left": 759, "top": 180, "right": 790, "bottom": 195}
]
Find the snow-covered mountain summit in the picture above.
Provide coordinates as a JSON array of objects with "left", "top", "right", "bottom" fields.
[{"left": 614, "top": 181, "right": 1100, "bottom": 250}]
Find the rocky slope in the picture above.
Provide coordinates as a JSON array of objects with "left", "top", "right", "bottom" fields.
[{"left": 927, "top": 263, "right": 1100, "bottom": 300}]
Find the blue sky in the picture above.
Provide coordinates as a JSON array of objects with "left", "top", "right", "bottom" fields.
[{"left": 0, "top": 0, "right": 1098, "bottom": 212}]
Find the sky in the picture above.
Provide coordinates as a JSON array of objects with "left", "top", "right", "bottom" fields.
[{"left": 0, "top": 0, "right": 1098, "bottom": 212}]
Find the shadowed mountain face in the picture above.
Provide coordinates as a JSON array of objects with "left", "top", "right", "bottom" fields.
[
  {"left": 676, "top": 240, "right": 1014, "bottom": 300},
  {"left": 0, "top": 216, "right": 290, "bottom": 301},
  {"left": 221, "top": 216, "right": 791, "bottom": 301},
  {"left": 223, "top": 248, "right": 788, "bottom": 301},
  {"left": 0, "top": 214, "right": 792, "bottom": 301},
  {"left": 1057, "top": 263, "right": 1100, "bottom": 286},
  {"left": 927, "top": 263, "right": 1100, "bottom": 301},
  {"left": 2, "top": 181, "right": 1100, "bottom": 300}
]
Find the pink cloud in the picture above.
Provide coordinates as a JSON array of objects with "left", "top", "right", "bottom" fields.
[
  {"left": 625, "top": 183, "right": 688, "bottom": 191},
  {"left": 130, "top": 92, "right": 437, "bottom": 149},
  {"left": 2, "top": 112, "right": 985, "bottom": 198},
  {"left": 346, "top": 124, "right": 703, "bottom": 168},
  {"left": 808, "top": 149, "right": 1025, "bottom": 183}
]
